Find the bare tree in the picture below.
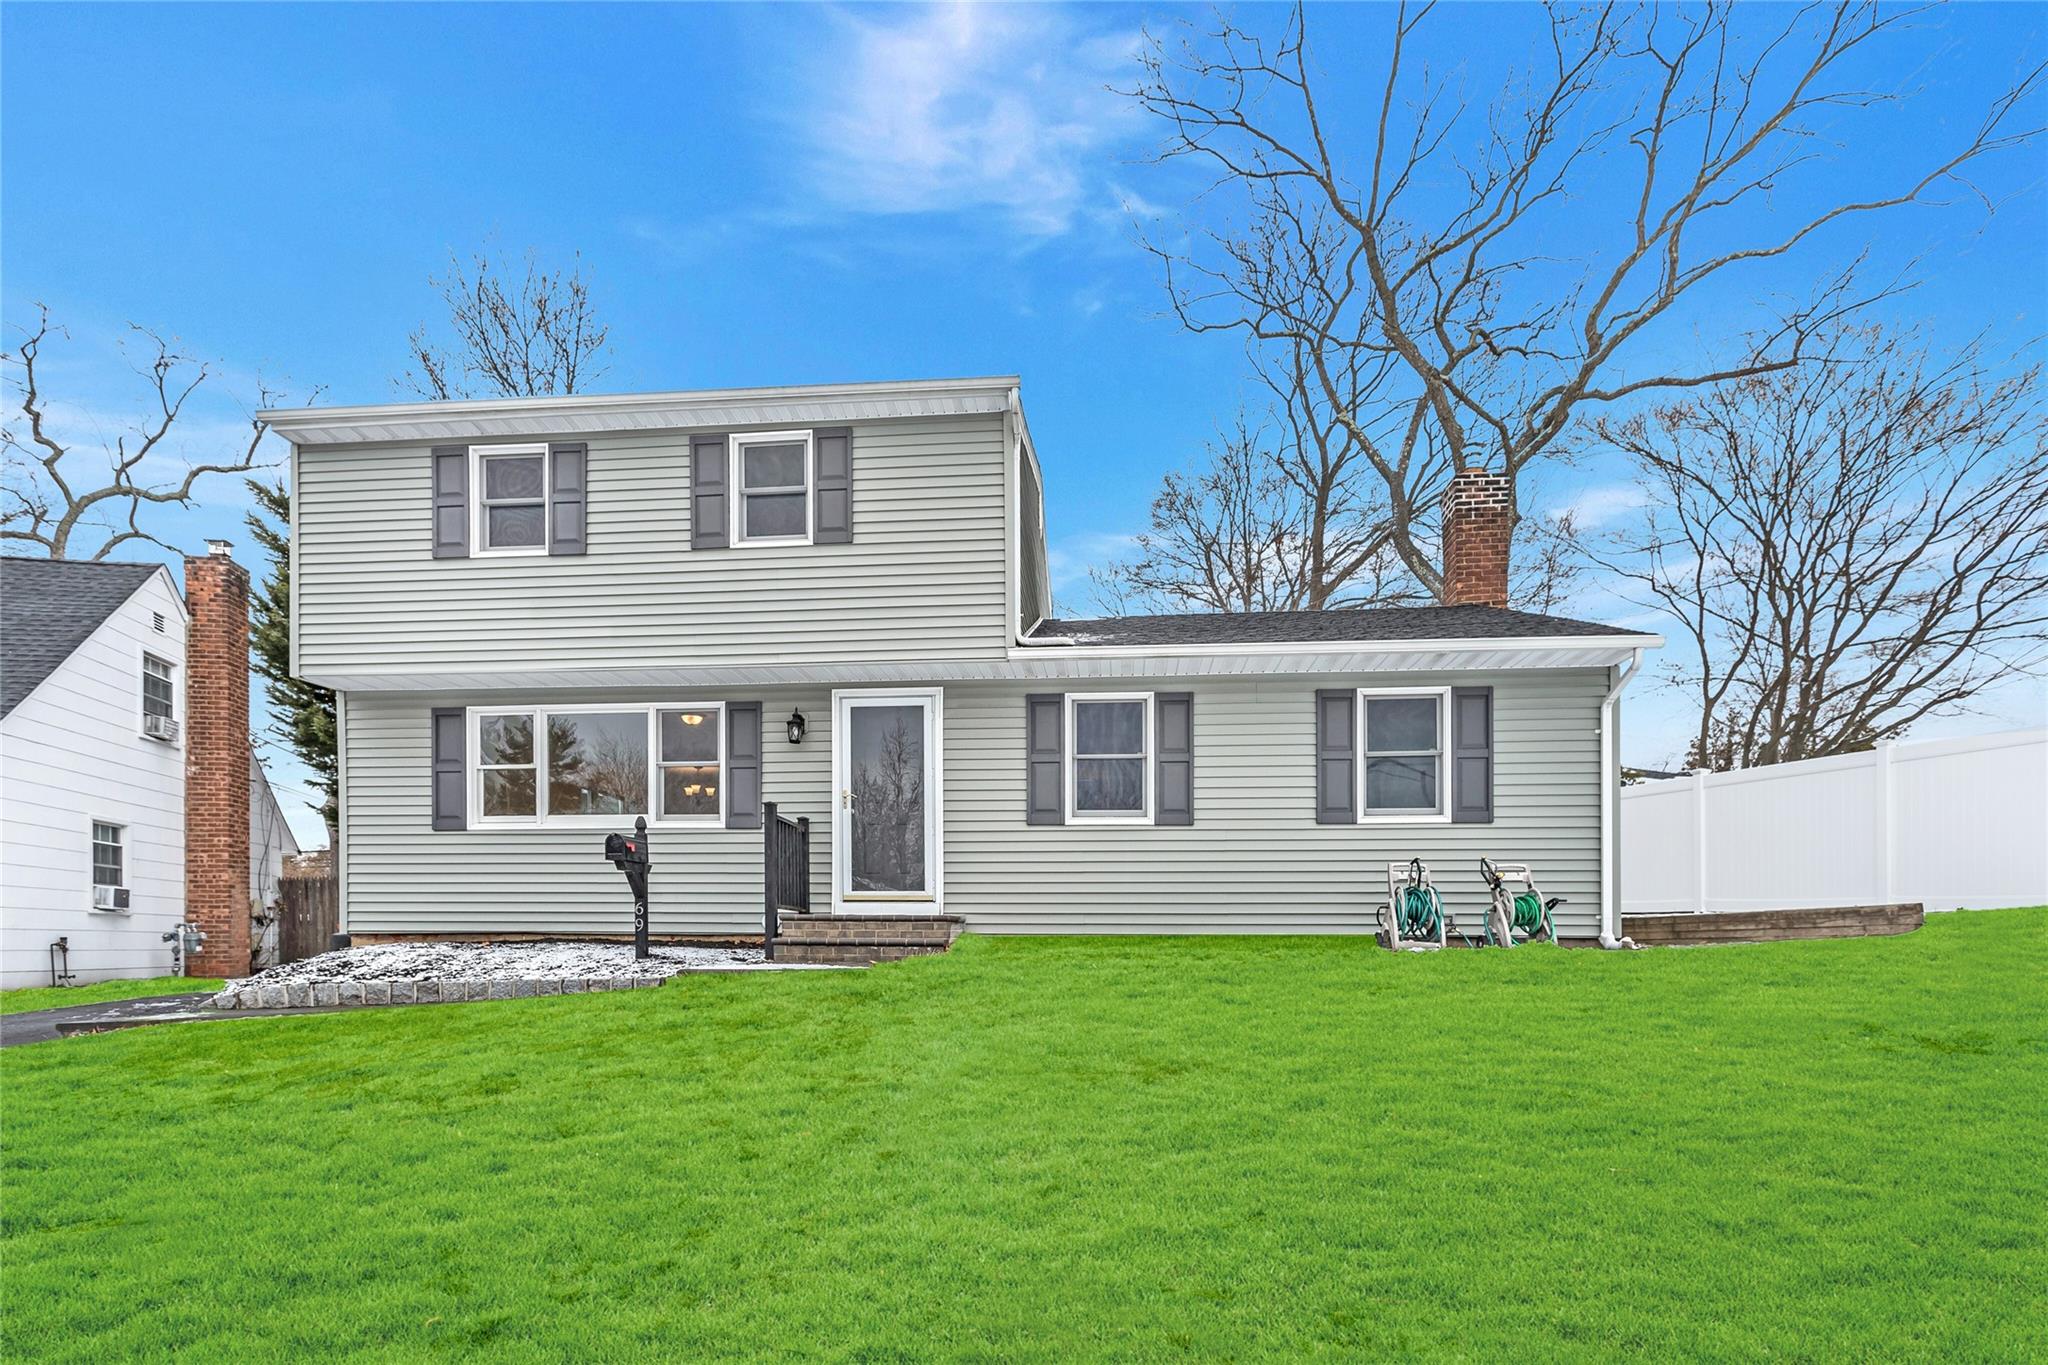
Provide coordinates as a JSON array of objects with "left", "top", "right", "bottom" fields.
[
  {"left": 2, "top": 305, "right": 284, "bottom": 560},
  {"left": 401, "top": 247, "right": 612, "bottom": 400},
  {"left": 1583, "top": 324, "right": 2048, "bottom": 770},
  {"left": 1129, "top": 2, "right": 2043, "bottom": 600}
]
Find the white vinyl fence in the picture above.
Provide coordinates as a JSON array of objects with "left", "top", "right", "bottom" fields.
[{"left": 1622, "top": 729, "right": 2048, "bottom": 915}]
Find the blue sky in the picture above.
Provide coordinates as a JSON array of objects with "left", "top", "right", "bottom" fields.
[{"left": 5, "top": 2, "right": 2044, "bottom": 844}]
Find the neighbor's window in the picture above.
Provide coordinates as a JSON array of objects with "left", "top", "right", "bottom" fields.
[
  {"left": 657, "top": 705, "right": 723, "bottom": 821},
  {"left": 474, "top": 444, "right": 549, "bottom": 552},
  {"left": 476, "top": 711, "right": 539, "bottom": 819},
  {"left": 546, "top": 710, "right": 649, "bottom": 819},
  {"left": 1361, "top": 690, "right": 1446, "bottom": 817},
  {"left": 92, "top": 822, "right": 124, "bottom": 888},
  {"left": 141, "top": 654, "right": 175, "bottom": 720},
  {"left": 734, "top": 431, "right": 811, "bottom": 544},
  {"left": 1069, "top": 694, "right": 1150, "bottom": 820}
]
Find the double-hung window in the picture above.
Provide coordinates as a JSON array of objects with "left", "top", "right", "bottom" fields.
[
  {"left": 475, "top": 711, "right": 541, "bottom": 819},
  {"left": 657, "top": 705, "right": 723, "bottom": 821},
  {"left": 1359, "top": 688, "right": 1449, "bottom": 820},
  {"left": 733, "top": 431, "right": 812, "bottom": 545},
  {"left": 141, "top": 654, "right": 175, "bottom": 721},
  {"left": 92, "top": 823, "right": 124, "bottom": 889},
  {"left": 1067, "top": 693, "right": 1152, "bottom": 822},
  {"left": 471, "top": 704, "right": 725, "bottom": 827},
  {"left": 472, "top": 444, "right": 550, "bottom": 554}
]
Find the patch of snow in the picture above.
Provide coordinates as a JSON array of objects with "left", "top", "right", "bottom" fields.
[{"left": 228, "top": 941, "right": 762, "bottom": 988}]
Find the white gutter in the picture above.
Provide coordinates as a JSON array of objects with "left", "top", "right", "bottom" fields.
[
  {"left": 1599, "top": 647, "right": 1645, "bottom": 949},
  {"left": 1009, "top": 632, "right": 1663, "bottom": 660}
]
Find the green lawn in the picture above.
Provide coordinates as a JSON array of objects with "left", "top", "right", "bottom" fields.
[
  {"left": 3, "top": 910, "right": 2043, "bottom": 1361},
  {"left": 0, "top": 975, "right": 222, "bottom": 1016}
]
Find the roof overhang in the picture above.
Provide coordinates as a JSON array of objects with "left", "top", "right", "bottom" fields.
[
  {"left": 258, "top": 376, "right": 1021, "bottom": 447},
  {"left": 303, "top": 636, "right": 1659, "bottom": 693}
]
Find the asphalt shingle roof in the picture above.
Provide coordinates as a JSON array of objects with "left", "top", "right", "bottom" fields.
[
  {"left": 1, "top": 556, "right": 166, "bottom": 719},
  {"left": 1027, "top": 604, "right": 1646, "bottom": 647}
]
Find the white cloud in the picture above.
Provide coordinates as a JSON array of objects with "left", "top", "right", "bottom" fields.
[
  {"left": 1047, "top": 529, "right": 1139, "bottom": 593},
  {"left": 1548, "top": 481, "right": 1650, "bottom": 531},
  {"left": 796, "top": 4, "right": 1142, "bottom": 238}
]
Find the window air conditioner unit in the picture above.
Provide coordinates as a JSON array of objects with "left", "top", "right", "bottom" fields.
[
  {"left": 143, "top": 714, "right": 180, "bottom": 743},
  {"left": 93, "top": 885, "right": 131, "bottom": 911}
]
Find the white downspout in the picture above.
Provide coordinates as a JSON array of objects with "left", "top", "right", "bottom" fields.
[{"left": 1600, "top": 648, "right": 1644, "bottom": 949}]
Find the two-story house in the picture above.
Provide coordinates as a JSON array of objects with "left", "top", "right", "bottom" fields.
[{"left": 264, "top": 377, "right": 1658, "bottom": 952}]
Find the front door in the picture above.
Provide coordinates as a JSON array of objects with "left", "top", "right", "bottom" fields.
[{"left": 833, "top": 689, "right": 942, "bottom": 909}]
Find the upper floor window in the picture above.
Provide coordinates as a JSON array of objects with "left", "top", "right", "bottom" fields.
[
  {"left": 1359, "top": 688, "right": 1448, "bottom": 819},
  {"left": 472, "top": 444, "right": 550, "bottom": 555},
  {"left": 141, "top": 654, "right": 175, "bottom": 721},
  {"left": 1068, "top": 693, "right": 1152, "bottom": 822},
  {"left": 734, "top": 430, "right": 813, "bottom": 546}
]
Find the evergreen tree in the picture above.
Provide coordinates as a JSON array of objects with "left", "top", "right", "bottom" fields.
[{"left": 245, "top": 477, "right": 337, "bottom": 832}]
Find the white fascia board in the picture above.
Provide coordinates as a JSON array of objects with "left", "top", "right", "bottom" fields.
[
  {"left": 260, "top": 376, "right": 1023, "bottom": 447},
  {"left": 300, "top": 636, "right": 1658, "bottom": 693},
  {"left": 1006, "top": 633, "right": 1663, "bottom": 662}
]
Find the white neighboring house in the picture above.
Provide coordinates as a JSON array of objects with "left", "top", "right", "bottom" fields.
[{"left": 0, "top": 555, "right": 300, "bottom": 990}]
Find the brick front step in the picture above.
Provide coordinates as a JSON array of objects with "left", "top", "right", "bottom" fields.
[
  {"left": 1622, "top": 903, "right": 1924, "bottom": 946},
  {"left": 773, "top": 913, "right": 963, "bottom": 964}
]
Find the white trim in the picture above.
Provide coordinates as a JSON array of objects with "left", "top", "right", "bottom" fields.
[
  {"left": 730, "top": 429, "right": 816, "bottom": 548},
  {"left": 469, "top": 705, "right": 543, "bottom": 827},
  {"left": 830, "top": 687, "right": 945, "bottom": 913},
  {"left": 1598, "top": 649, "right": 1644, "bottom": 948},
  {"left": 260, "top": 375, "right": 1021, "bottom": 446},
  {"left": 89, "top": 818, "right": 127, "bottom": 897},
  {"left": 651, "top": 701, "right": 727, "bottom": 829},
  {"left": 1355, "top": 686, "right": 1452, "bottom": 824},
  {"left": 467, "top": 701, "right": 712, "bottom": 830},
  {"left": 469, "top": 443, "right": 551, "bottom": 557},
  {"left": 302, "top": 639, "right": 1657, "bottom": 693},
  {"left": 1012, "top": 633, "right": 1663, "bottom": 661},
  {"left": 1065, "top": 691, "right": 1154, "bottom": 824}
]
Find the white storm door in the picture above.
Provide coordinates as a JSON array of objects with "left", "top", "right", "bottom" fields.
[{"left": 832, "top": 689, "right": 942, "bottom": 908}]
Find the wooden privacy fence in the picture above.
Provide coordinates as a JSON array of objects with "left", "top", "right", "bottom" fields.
[
  {"left": 1622, "top": 728, "right": 2048, "bottom": 915},
  {"left": 279, "top": 877, "right": 339, "bottom": 963}
]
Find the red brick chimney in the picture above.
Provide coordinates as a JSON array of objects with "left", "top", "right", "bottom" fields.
[
  {"left": 184, "top": 540, "right": 251, "bottom": 978},
  {"left": 1441, "top": 468, "right": 1513, "bottom": 609}
]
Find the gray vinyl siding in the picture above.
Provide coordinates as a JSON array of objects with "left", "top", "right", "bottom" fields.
[
  {"left": 943, "top": 671, "right": 1606, "bottom": 938},
  {"left": 297, "top": 414, "right": 1010, "bottom": 677},
  {"left": 1018, "top": 454, "right": 1048, "bottom": 628},
  {"left": 341, "top": 687, "right": 835, "bottom": 937},
  {"left": 339, "top": 669, "right": 1607, "bottom": 939}
]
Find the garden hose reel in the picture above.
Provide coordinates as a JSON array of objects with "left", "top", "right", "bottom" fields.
[{"left": 1378, "top": 858, "right": 1448, "bottom": 952}]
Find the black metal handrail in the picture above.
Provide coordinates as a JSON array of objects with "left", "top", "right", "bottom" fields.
[{"left": 762, "top": 802, "right": 811, "bottom": 961}]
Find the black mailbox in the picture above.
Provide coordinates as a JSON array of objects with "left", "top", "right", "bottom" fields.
[{"left": 602, "top": 816, "right": 652, "bottom": 959}]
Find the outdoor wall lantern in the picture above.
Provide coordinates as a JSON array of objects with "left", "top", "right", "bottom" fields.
[{"left": 786, "top": 708, "right": 807, "bottom": 745}]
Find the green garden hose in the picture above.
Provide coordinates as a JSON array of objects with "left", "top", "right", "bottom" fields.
[
  {"left": 1509, "top": 892, "right": 1547, "bottom": 937},
  {"left": 1395, "top": 882, "right": 1444, "bottom": 940}
]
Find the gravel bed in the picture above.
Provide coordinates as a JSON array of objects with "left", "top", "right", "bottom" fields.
[{"left": 208, "top": 940, "right": 764, "bottom": 1010}]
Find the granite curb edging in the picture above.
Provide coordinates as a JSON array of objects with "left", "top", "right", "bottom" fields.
[{"left": 208, "top": 977, "right": 669, "bottom": 1010}]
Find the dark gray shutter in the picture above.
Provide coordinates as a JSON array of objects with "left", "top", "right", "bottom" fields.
[
  {"left": 549, "top": 443, "right": 586, "bottom": 555},
  {"left": 1315, "top": 689, "right": 1357, "bottom": 825},
  {"left": 1155, "top": 692, "right": 1193, "bottom": 826},
  {"left": 1451, "top": 685, "right": 1495, "bottom": 824},
  {"left": 1025, "top": 693, "right": 1064, "bottom": 825},
  {"left": 430, "top": 707, "right": 465, "bottom": 830},
  {"left": 726, "top": 702, "right": 762, "bottom": 829},
  {"left": 431, "top": 446, "right": 468, "bottom": 558},
  {"left": 691, "top": 434, "right": 728, "bottom": 550},
  {"left": 814, "top": 427, "right": 852, "bottom": 544}
]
